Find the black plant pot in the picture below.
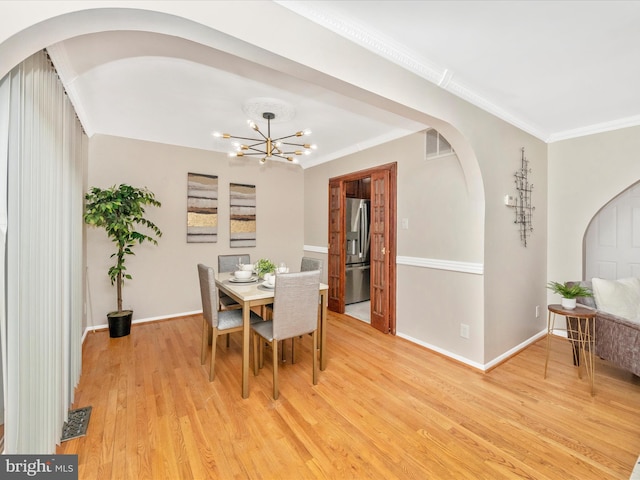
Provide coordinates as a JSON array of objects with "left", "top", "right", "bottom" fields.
[{"left": 107, "top": 310, "right": 133, "bottom": 338}]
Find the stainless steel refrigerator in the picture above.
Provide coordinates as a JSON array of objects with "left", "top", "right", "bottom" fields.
[{"left": 345, "top": 198, "right": 371, "bottom": 305}]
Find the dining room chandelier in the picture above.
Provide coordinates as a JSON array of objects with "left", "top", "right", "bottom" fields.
[{"left": 214, "top": 112, "right": 317, "bottom": 164}]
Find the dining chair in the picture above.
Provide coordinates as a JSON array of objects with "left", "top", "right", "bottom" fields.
[
  {"left": 300, "top": 256, "right": 323, "bottom": 276},
  {"left": 291, "top": 257, "right": 324, "bottom": 361},
  {"left": 217, "top": 254, "right": 251, "bottom": 311},
  {"left": 251, "top": 270, "right": 321, "bottom": 399},
  {"left": 197, "top": 263, "right": 262, "bottom": 381}
]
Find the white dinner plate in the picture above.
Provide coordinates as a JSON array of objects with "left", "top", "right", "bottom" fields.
[
  {"left": 229, "top": 276, "right": 258, "bottom": 283},
  {"left": 261, "top": 281, "right": 275, "bottom": 289}
]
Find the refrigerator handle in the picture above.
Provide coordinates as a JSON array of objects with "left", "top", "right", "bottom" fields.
[
  {"left": 358, "top": 203, "right": 364, "bottom": 258},
  {"left": 361, "top": 202, "right": 370, "bottom": 259}
]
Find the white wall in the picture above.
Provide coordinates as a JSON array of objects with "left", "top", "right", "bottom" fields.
[
  {"left": 548, "top": 125, "right": 640, "bottom": 297},
  {"left": 86, "top": 135, "right": 305, "bottom": 329}
]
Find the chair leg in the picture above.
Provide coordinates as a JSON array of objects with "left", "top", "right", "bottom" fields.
[
  {"left": 280, "top": 340, "right": 286, "bottom": 363},
  {"left": 252, "top": 332, "right": 259, "bottom": 376},
  {"left": 291, "top": 338, "right": 296, "bottom": 364},
  {"left": 259, "top": 340, "right": 264, "bottom": 369},
  {"left": 272, "top": 339, "right": 279, "bottom": 400},
  {"left": 226, "top": 333, "right": 230, "bottom": 348},
  {"left": 312, "top": 330, "right": 318, "bottom": 385},
  {"left": 209, "top": 328, "right": 218, "bottom": 382},
  {"left": 201, "top": 319, "right": 209, "bottom": 364}
]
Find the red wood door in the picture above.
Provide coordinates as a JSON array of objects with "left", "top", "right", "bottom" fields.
[
  {"left": 327, "top": 163, "right": 396, "bottom": 334},
  {"left": 328, "top": 179, "right": 344, "bottom": 313},
  {"left": 370, "top": 170, "right": 391, "bottom": 333}
]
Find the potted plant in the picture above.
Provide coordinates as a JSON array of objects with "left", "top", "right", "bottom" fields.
[
  {"left": 254, "top": 258, "right": 276, "bottom": 279},
  {"left": 547, "top": 281, "right": 593, "bottom": 310},
  {"left": 84, "top": 184, "right": 162, "bottom": 337}
]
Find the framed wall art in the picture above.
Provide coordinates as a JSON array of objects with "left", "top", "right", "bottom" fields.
[
  {"left": 229, "top": 182, "right": 256, "bottom": 248},
  {"left": 187, "top": 173, "right": 218, "bottom": 243}
]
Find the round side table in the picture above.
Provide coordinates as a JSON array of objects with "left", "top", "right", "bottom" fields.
[{"left": 545, "top": 304, "right": 597, "bottom": 395}]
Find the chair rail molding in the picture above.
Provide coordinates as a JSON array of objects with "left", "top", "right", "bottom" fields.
[
  {"left": 304, "top": 244, "right": 328, "bottom": 254},
  {"left": 396, "top": 256, "right": 483, "bottom": 275},
  {"left": 303, "top": 247, "right": 483, "bottom": 275}
]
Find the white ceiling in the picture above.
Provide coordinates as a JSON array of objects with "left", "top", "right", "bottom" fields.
[{"left": 46, "top": 1, "right": 640, "bottom": 168}]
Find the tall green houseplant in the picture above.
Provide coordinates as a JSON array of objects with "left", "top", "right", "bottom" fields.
[{"left": 84, "top": 184, "right": 162, "bottom": 337}]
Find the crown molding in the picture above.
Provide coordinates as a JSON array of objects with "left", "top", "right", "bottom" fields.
[
  {"left": 547, "top": 114, "right": 640, "bottom": 143},
  {"left": 277, "top": 1, "right": 548, "bottom": 142}
]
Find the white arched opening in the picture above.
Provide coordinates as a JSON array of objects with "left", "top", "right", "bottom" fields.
[{"left": 585, "top": 181, "right": 640, "bottom": 280}]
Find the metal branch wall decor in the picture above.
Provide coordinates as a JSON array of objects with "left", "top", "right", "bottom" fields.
[{"left": 509, "top": 147, "right": 535, "bottom": 247}]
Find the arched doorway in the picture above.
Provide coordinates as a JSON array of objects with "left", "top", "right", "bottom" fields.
[{"left": 585, "top": 181, "right": 640, "bottom": 280}]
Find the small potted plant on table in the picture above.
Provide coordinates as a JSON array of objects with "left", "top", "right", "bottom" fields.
[
  {"left": 254, "top": 258, "right": 276, "bottom": 279},
  {"left": 547, "top": 281, "right": 593, "bottom": 310},
  {"left": 84, "top": 184, "right": 162, "bottom": 337}
]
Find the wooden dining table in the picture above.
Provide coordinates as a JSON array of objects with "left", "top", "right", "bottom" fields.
[{"left": 215, "top": 271, "right": 329, "bottom": 398}]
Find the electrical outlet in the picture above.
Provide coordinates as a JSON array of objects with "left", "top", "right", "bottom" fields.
[
  {"left": 460, "top": 323, "right": 470, "bottom": 339},
  {"left": 535, "top": 305, "right": 540, "bottom": 318}
]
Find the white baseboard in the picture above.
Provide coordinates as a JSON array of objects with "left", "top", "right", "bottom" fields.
[
  {"left": 82, "top": 310, "right": 202, "bottom": 342},
  {"left": 397, "top": 328, "right": 547, "bottom": 372}
]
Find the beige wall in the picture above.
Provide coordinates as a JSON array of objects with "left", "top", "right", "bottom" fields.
[
  {"left": 86, "top": 135, "right": 305, "bottom": 329},
  {"left": 306, "top": 124, "right": 548, "bottom": 366},
  {"left": 548, "top": 125, "right": 640, "bottom": 299}
]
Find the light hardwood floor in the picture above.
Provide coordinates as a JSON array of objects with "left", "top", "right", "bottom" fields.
[{"left": 58, "top": 312, "right": 640, "bottom": 479}]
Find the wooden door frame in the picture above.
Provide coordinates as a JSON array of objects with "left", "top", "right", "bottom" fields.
[{"left": 328, "top": 162, "right": 397, "bottom": 334}]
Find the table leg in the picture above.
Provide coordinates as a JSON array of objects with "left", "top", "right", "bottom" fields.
[
  {"left": 544, "top": 310, "right": 554, "bottom": 378},
  {"left": 577, "top": 317, "right": 595, "bottom": 396},
  {"left": 242, "top": 303, "right": 250, "bottom": 399},
  {"left": 320, "top": 290, "right": 328, "bottom": 371}
]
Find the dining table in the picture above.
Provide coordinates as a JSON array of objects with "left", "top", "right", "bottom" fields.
[{"left": 215, "top": 271, "right": 329, "bottom": 399}]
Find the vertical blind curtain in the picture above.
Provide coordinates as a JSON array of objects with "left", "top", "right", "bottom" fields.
[{"left": 1, "top": 50, "right": 85, "bottom": 453}]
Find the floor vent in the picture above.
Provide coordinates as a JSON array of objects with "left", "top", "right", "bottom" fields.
[{"left": 61, "top": 406, "right": 92, "bottom": 442}]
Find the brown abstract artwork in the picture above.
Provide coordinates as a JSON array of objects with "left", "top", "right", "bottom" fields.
[
  {"left": 187, "top": 173, "right": 218, "bottom": 243},
  {"left": 229, "top": 183, "right": 256, "bottom": 248}
]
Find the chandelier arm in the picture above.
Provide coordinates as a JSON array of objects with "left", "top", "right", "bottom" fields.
[
  {"left": 272, "top": 153, "right": 293, "bottom": 161},
  {"left": 244, "top": 146, "right": 270, "bottom": 154},
  {"left": 272, "top": 133, "right": 303, "bottom": 142},
  {"left": 257, "top": 131, "right": 269, "bottom": 142},
  {"left": 278, "top": 142, "right": 308, "bottom": 147},
  {"left": 244, "top": 141, "right": 267, "bottom": 149},
  {"left": 225, "top": 134, "right": 264, "bottom": 143}
]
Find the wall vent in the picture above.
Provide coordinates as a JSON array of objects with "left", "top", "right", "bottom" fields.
[{"left": 425, "top": 129, "right": 454, "bottom": 160}]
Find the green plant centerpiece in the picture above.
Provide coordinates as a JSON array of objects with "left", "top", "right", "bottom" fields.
[
  {"left": 84, "top": 184, "right": 162, "bottom": 337},
  {"left": 547, "top": 281, "right": 592, "bottom": 310},
  {"left": 254, "top": 258, "right": 276, "bottom": 279}
]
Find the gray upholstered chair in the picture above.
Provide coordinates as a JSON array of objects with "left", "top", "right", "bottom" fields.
[
  {"left": 217, "top": 254, "right": 251, "bottom": 311},
  {"left": 197, "top": 263, "right": 261, "bottom": 381},
  {"left": 291, "top": 257, "right": 324, "bottom": 360},
  {"left": 300, "top": 256, "right": 323, "bottom": 276},
  {"left": 251, "top": 270, "right": 321, "bottom": 399}
]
